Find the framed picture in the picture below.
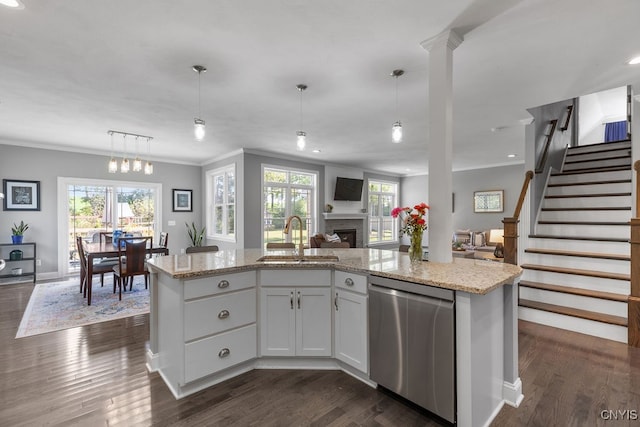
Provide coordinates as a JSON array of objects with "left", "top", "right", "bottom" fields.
[
  {"left": 473, "top": 190, "right": 504, "bottom": 213},
  {"left": 3, "top": 179, "right": 40, "bottom": 211},
  {"left": 172, "top": 189, "right": 193, "bottom": 212}
]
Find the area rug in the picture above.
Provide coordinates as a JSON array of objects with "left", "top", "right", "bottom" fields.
[{"left": 16, "top": 276, "right": 149, "bottom": 338}]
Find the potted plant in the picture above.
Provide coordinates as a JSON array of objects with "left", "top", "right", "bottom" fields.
[
  {"left": 11, "top": 221, "right": 28, "bottom": 244},
  {"left": 186, "top": 222, "right": 205, "bottom": 247}
]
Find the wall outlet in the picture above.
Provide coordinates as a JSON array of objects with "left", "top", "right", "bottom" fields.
[
  {"left": 168, "top": 220, "right": 176, "bottom": 226},
  {"left": 36, "top": 259, "right": 42, "bottom": 266},
  {"left": 180, "top": 248, "right": 185, "bottom": 254}
]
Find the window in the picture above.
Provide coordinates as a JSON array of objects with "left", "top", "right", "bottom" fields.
[
  {"left": 206, "top": 165, "right": 236, "bottom": 241},
  {"left": 368, "top": 179, "right": 398, "bottom": 244},
  {"left": 262, "top": 166, "right": 317, "bottom": 248},
  {"left": 58, "top": 177, "right": 161, "bottom": 276}
]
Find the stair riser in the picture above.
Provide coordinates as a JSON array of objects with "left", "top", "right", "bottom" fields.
[
  {"left": 563, "top": 158, "right": 631, "bottom": 171},
  {"left": 567, "top": 150, "right": 630, "bottom": 162},
  {"left": 536, "top": 224, "right": 629, "bottom": 239},
  {"left": 543, "top": 195, "right": 631, "bottom": 209},
  {"left": 519, "top": 287, "right": 627, "bottom": 317},
  {"left": 524, "top": 253, "right": 630, "bottom": 275},
  {"left": 546, "top": 182, "right": 631, "bottom": 196},
  {"left": 549, "top": 169, "right": 630, "bottom": 185},
  {"left": 566, "top": 141, "right": 631, "bottom": 155},
  {"left": 527, "top": 238, "right": 629, "bottom": 255},
  {"left": 518, "top": 307, "right": 627, "bottom": 343},
  {"left": 539, "top": 209, "right": 631, "bottom": 222},
  {"left": 521, "top": 270, "right": 629, "bottom": 294}
]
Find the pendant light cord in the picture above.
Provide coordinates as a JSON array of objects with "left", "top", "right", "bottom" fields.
[
  {"left": 299, "top": 87, "right": 304, "bottom": 130},
  {"left": 198, "top": 70, "right": 202, "bottom": 118}
]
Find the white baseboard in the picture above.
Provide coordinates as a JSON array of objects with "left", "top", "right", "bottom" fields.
[{"left": 503, "top": 378, "right": 524, "bottom": 407}]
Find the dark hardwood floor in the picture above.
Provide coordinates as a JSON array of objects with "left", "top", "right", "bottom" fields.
[{"left": 2, "top": 281, "right": 640, "bottom": 426}]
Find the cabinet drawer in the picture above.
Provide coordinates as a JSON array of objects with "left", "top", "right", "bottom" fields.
[
  {"left": 184, "top": 271, "right": 256, "bottom": 300},
  {"left": 260, "top": 269, "right": 331, "bottom": 287},
  {"left": 184, "top": 289, "right": 256, "bottom": 341},
  {"left": 335, "top": 270, "right": 367, "bottom": 294},
  {"left": 184, "top": 324, "right": 257, "bottom": 383}
]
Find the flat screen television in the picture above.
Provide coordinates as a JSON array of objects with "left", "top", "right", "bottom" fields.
[{"left": 333, "top": 177, "right": 364, "bottom": 201}]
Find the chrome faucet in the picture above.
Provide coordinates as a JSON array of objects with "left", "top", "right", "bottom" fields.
[{"left": 284, "top": 215, "right": 305, "bottom": 257}]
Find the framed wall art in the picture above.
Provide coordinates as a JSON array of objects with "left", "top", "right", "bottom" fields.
[
  {"left": 3, "top": 179, "right": 40, "bottom": 211},
  {"left": 473, "top": 190, "right": 503, "bottom": 213},
  {"left": 172, "top": 189, "right": 193, "bottom": 212}
]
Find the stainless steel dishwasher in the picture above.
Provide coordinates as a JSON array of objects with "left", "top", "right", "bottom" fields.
[{"left": 369, "top": 276, "right": 455, "bottom": 423}]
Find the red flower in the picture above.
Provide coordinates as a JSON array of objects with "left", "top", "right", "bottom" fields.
[{"left": 392, "top": 202, "right": 429, "bottom": 236}]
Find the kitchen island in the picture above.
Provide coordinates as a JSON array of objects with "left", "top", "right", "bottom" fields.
[{"left": 147, "top": 248, "right": 522, "bottom": 427}]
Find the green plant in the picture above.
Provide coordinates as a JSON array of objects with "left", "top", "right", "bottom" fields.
[
  {"left": 11, "top": 221, "right": 29, "bottom": 236},
  {"left": 186, "top": 222, "right": 205, "bottom": 247}
]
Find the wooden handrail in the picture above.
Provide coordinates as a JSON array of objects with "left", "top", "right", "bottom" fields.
[
  {"left": 559, "top": 105, "right": 573, "bottom": 132},
  {"left": 502, "top": 170, "right": 534, "bottom": 266},
  {"left": 635, "top": 160, "right": 640, "bottom": 216},
  {"left": 513, "top": 170, "right": 534, "bottom": 220},
  {"left": 535, "top": 119, "right": 558, "bottom": 174}
]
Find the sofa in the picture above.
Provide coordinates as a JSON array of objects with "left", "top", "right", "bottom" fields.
[
  {"left": 310, "top": 233, "right": 350, "bottom": 248},
  {"left": 452, "top": 229, "right": 497, "bottom": 252}
]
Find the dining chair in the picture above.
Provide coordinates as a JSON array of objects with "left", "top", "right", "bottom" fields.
[
  {"left": 112, "top": 237, "right": 152, "bottom": 299},
  {"left": 185, "top": 245, "right": 219, "bottom": 254},
  {"left": 159, "top": 232, "right": 169, "bottom": 248},
  {"left": 266, "top": 242, "right": 295, "bottom": 249},
  {"left": 76, "top": 236, "right": 116, "bottom": 296}
]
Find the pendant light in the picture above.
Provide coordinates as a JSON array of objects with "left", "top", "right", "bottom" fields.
[
  {"left": 108, "top": 131, "right": 118, "bottom": 173},
  {"left": 133, "top": 136, "right": 142, "bottom": 172},
  {"left": 144, "top": 137, "right": 153, "bottom": 175},
  {"left": 391, "top": 69, "right": 404, "bottom": 143},
  {"left": 120, "top": 134, "right": 130, "bottom": 173},
  {"left": 296, "top": 84, "right": 307, "bottom": 151},
  {"left": 193, "top": 65, "right": 207, "bottom": 141}
]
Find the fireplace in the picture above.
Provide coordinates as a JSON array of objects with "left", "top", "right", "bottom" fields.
[{"left": 333, "top": 228, "right": 357, "bottom": 248}]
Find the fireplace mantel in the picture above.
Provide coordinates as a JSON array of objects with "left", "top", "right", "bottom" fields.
[{"left": 322, "top": 213, "right": 367, "bottom": 220}]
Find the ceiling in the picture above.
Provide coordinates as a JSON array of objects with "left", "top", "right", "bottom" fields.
[{"left": 1, "top": 0, "right": 639, "bottom": 176}]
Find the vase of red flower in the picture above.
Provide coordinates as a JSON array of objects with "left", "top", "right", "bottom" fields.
[{"left": 391, "top": 202, "right": 429, "bottom": 265}]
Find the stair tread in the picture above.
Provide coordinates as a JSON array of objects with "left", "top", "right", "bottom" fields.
[
  {"left": 541, "top": 207, "right": 631, "bottom": 211},
  {"left": 524, "top": 248, "right": 630, "bottom": 261},
  {"left": 537, "top": 220, "right": 629, "bottom": 226},
  {"left": 529, "top": 234, "right": 628, "bottom": 242},
  {"left": 566, "top": 140, "right": 631, "bottom": 152},
  {"left": 545, "top": 192, "right": 631, "bottom": 199},
  {"left": 551, "top": 166, "right": 631, "bottom": 176},
  {"left": 519, "top": 280, "right": 628, "bottom": 302},
  {"left": 521, "top": 263, "right": 630, "bottom": 281},
  {"left": 566, "top": 147, "right": 631, "bottom": 157},
  {"left": 548, "top": 179, "right": 631, "bottom": 187},
  {"left": 519, "top": 299, "right": 628, "bottom": 326},
  {"left": 564, "top": 154, "right": 631, "bottom": 164}
]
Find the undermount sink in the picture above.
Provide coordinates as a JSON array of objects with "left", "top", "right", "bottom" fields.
[{"left": 256, "top": 255, "right": 340, "bottom": 264}]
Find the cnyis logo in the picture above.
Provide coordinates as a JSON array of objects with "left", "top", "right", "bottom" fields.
[{"left": 600, "top": 409, "right": 639, "bottom": 420}]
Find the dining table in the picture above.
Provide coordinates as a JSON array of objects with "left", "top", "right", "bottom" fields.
[{"left": 83, "top": 241, "right": 169, "bottom": 305}]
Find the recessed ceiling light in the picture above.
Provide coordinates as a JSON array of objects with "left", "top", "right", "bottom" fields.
[
  {"left": 312, "top": 149, "right": 321, "bottom": 153},
  {"left": 507, "top": 154, "right": 517, "bottom": 158},
  {"left": 0, "top": 0, "right": 25, "bottom": 9},
  {"left": 629, "top": 56, "right": 640, "bottom": 65}
]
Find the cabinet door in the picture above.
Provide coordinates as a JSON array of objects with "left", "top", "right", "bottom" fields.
[
  {"left": 296, "top": 287, "right": 331, "bottom": 356},
  {"left": 334, "top": 290, "right": 368, "bottom": 373},
  {"left": 260, "top": 288, "right": 296, "bottom": 356}
]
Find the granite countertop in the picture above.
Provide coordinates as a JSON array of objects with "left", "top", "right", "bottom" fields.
[{"left": 148, "top": 248, "right": 522, "bottom": 295}]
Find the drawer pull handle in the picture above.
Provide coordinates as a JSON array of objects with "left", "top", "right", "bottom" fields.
[
  {"left": 290, "top": 291, "right": 294, "bottom": 309},
  {"left": 297, "top": 291, "right": 301, "bottom": 309},
  {"left": 218, "top": 309, "right": 230, "bottom": 319},
  {"left": 218, "top": 348, "right": 230, "bottom": 358},
  {"left": 218, "top": 280, "right": 230, "bottom": 289},
  {"left": 344, "top": 277, "right": 354, "bottom": 287},
  {"left": 335, "top": 293, "right": 338, "bottom": 311}
]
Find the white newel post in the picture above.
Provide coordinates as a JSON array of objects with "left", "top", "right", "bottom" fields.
[{"left": 421, "top": 30, "right": 463, "bottom": 263}]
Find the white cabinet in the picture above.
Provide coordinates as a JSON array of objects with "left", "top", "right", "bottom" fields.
[
  {"left": 260, "top": 269, "right": 332, "bottom": 357},
  {"left": 334, "top": 271, "right": 368, "bottom": 373}
]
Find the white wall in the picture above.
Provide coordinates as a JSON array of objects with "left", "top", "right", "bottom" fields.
[
  {"left": 579, "top": 86, "right": 627, "bottom": 145},
  {"left": 324, "top": 165, "right": 364, "bottom": 213}
]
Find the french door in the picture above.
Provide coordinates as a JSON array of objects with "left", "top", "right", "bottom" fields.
[{"left": 58, "top": 177, "right": 162, "bottom": 276}]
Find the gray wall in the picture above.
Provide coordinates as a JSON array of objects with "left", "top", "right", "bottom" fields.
[{"left": 0, "top": 144, "right": 201, "bottom": 277}]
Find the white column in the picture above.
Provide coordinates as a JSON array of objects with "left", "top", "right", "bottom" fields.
[{"left": 421, "top": 30, "right": 463, "bottom": 263}]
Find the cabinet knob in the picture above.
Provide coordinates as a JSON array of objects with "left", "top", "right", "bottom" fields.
[
  {"left": 218, "top": 348, "right": 230, "bottom": 358},
  {"left": 218, "top": 279, "right": 230, "bottom": 289},
  {"left": 344, "top": 278, "right": 354, "bottom": 287},
  {"left": 218, "top": 309, "right": 230, "bottom": 319}
]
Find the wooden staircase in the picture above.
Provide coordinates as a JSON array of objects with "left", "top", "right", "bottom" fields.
[{"left": 519, "top": 139, "right": 632, "bottom": 343}]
